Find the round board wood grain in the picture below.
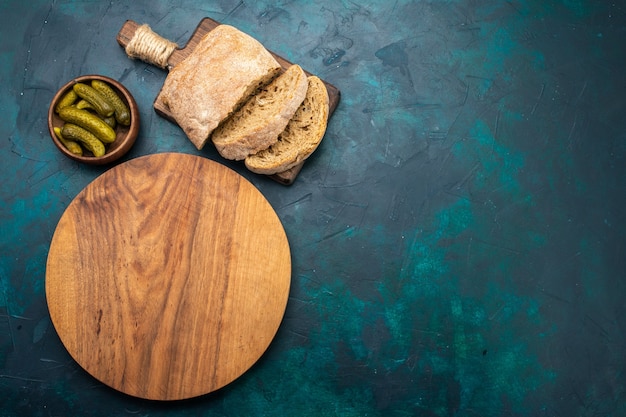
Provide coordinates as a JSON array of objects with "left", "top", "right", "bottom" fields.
[{"left": 45, "top": 153, "right": 291, "bottom": 401}]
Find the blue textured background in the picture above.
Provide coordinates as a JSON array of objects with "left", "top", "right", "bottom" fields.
[{"left": 1, "top": 1, "right": 625, "bottom": 415}]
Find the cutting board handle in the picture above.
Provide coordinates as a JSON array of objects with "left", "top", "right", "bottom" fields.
[{"left": 117, "top": 20, "right": 178, "bottom": 69}]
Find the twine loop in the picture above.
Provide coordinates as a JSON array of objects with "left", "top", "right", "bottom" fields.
[{"left": 125, "top": 24, "right": 177, "bottom": 69}]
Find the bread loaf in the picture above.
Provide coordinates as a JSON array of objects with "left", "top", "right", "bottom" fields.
[
  {"left": 211, "top": 64, "right": 309, "bottom": 161},
  {"left": 245, "top": 76, "right": 329, "bottom": 175},
  {"left": 157, "top": 25, "right": 281, "bottom": 150}
]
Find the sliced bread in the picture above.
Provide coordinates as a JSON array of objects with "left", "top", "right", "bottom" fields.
[
  {"left": 158, "top": 25, "right": 281, "bottom": 150},
  {"left": 211, "top": 64, "right": 309, "bottom": 161},
  {"left": 245, "top": 76, "right": 329, "bottom": 175}
]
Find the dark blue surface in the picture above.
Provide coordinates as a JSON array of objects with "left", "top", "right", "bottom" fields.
[{"left": 1, "top": 1, "right": 625, "bottom": 416}]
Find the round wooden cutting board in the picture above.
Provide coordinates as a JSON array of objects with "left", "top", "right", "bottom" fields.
[{"left": 45, "top": 153, "right": 291, "bottom": 401}]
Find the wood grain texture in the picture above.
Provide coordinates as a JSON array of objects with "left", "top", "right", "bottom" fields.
[
  {"left": 116, "top": 18, "right": 340, "bottom": 185},
  {"left": 45, "top": 153, "right": 291, "bottom": 400}
]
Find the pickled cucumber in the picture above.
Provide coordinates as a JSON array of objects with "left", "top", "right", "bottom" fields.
[
  {"left": 91, "top": 80, "right": 131, "bottom": 126},
  {"left": 61, "top": 123, "right": 106, "bottom": 157},
  {"left": 76, "top": 99, "right": 94, "bottom": 110},
  {"left": 72, "top": 83, "right": 114, "bottom": 117},
  {"left": 102, "top": 115, "right": 117, "bottom": 129},
  {"left": 53, "top": 126, "right": 83, "bottom": 156},
  {"left": 55, "top": 89, "right": 78, "bottom": 113},
  {"left": 58, "top": 106, "right": 116, "bottom": 144}
]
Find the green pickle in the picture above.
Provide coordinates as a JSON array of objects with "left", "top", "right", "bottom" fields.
[
  {"left": 61, "top": 123, "right": 106, "bottom": 157},
  {"left": 55, "top": 89, "right": 78, "bottom": 113},
  {"left": 72, "top": 82, "right": 115, "bottom": 117},
  {"left": 58, "top": 106, "right": 116, "bottom": 144},
  {"left": 91, "top": 80, "right": 131, "bottom": 125},
  {"left": 53, "top": 126, "right": 83, "bottom": 155},
  {"left": 76, "top": 99, "right": 94, "bottom": 110},
  {"left": 102, "top": 115, "right": 117, "bottom": 129}
]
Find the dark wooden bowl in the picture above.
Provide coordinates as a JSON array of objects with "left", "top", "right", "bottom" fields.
[{"left": 48, "top": 75, "right": 139, "bottom": 165}]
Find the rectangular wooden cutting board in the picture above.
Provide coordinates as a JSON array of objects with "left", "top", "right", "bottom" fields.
[{"left": 117, "top": 17, "right": 340, "bottom": 185}]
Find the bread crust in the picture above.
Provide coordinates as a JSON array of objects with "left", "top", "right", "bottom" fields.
[
  {"left": 211, "top": 64, "right": 309, "bottom": 160},
  {"left": 245, "top": 76, "right": 329, "bottom": 175},
  {"left": 158, "top": 25, "right": 281, "bottom": 150}
]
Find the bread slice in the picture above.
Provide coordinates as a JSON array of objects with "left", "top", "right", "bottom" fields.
[
  {"left": 158, "top": 25, "right": 281, "bottom": 150},
  {"left": 211, "top": 64, "right": 309, "bottom": 160},
  {"left": 245, "top": 76, "right": 329, "bottom": 175}
]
